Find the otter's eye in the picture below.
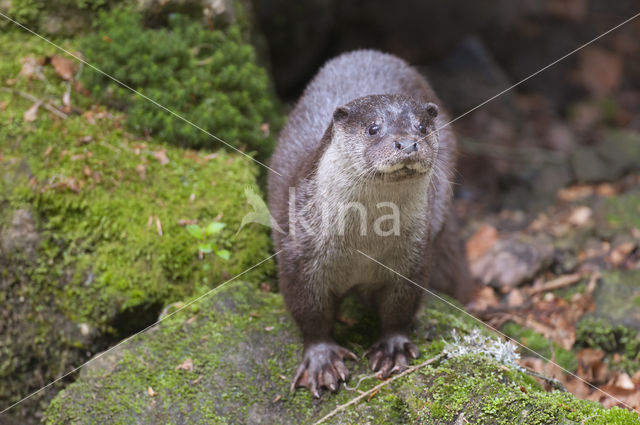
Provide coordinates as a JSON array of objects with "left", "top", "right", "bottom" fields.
[
  {"left": 418, "top": 124, "right": 427, "bottom": 134},
  {"left": 368, "top": 124, "right": 379, "bottom": 135}
]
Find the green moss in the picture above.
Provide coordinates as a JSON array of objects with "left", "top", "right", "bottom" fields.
[
  {"left": 602, "top": 192, "right": 640, "bottom": 231},
  {"left": 502, "top": 322, "right": 578, "bottom": 372},
  {"left": 576, "top": 317, "right": 640, "bottom": 365},
  {"left": 76, "top": 7, "right": 282, "bottom": 158},
  {"left": 1, "top": 0, "right": 117, "bottom": 34},
  {"left": 43, "top": 283, "right": 640, "bottom": 424},
  {"left": 0, "top": 27, "right": 276, "bottom": 416}
]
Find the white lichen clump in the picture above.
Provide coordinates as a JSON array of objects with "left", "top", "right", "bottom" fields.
[{"left": 444, "top": 329, "right": 521, "bottom": 368}]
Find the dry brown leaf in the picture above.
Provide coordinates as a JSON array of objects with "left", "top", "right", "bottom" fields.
[
  {"left": 259, "top": 282, "right": 271, "bottom": 293},
  {"left": 24, "top": 101, "right": 41, "bottom": 122},
  {"left": 62, "top": 89, "right": 71, "bottom": 109},
  {"left": 77, "top": 135, "right": 93, "bottom": 145},
  {"left": 0, "top": 101, "right": 7, "bottom": 112},
  {"left": 466, "top": 224, "right": 499, "bottom": 262},
  {"left": 153, "top": 149, "right": 169, "bottom": 165},
  {"left": 466, "top": 286, "right": 499, "bottom": 311},
  {"left": 578, "top": 47, "right": 622, "bottom": 96},
  {"left": 506, "top": 289, "right": 525, "bottom": 307},
  {"left": 136, "top": 164, "right": 146, "bottom": 179},
  {"left": 147, "top": 386, "right": 157, "bottom": 397},
  {"left": 260, "top": 122, "right": 270, "bottom": 136},
  {"left": 568, "top": 206, "right": 592, "bottom": 226},
  {"left": 174, "top": 358, "right": 194, "bottom": 372},
  {"left": 50, "top": 55, "right": 76, "bottom": 81},
  {"left": 18, "top": 56, "right": 39, "bottom": 80}
]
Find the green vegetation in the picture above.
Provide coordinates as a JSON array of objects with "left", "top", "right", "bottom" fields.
[
  {"left": 43, "top": 281, "right": 640, "bottom": 425},
  {"left": 1, "top": 0, "right": 116, "bottom": 34},
  {"left": 186, "top": 221, "right": 231, "bottom": 260},
  {"left": 77, "top": 7, "right": 281, "bottom": 158},
  {"left": 502, "top": 322, "right": 578, "bottom": 372},
  {"left": 0, "top": 26, "right": 275, "bottom": 415}
]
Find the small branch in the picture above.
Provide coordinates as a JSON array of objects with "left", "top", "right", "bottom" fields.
[
  {"left": 521, "top": 367, "right": 566, "bottom": 392},
  {"left": 527, "top": 273, "right": 582, "bottom": 295},
  {"left": 313, "top": 354, "right": 443, "bottom": 425},
  {"left": 1, "top": 87, "right": 68, "bottom": 119}
]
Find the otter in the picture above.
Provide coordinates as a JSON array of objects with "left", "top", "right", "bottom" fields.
[{"left": 267, "top": 50, "right": 471, "bottom": 398}]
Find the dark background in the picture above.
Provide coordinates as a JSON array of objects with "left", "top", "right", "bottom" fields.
[{"left": 254, "top": 0, "right": 640, "bottom": 210}]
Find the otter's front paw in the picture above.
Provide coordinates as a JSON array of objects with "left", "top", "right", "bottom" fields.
[
  {"left": 365, "top": 334, "right": 419, "bottom": 378},
  {"left": 291, "top": 342, "right": 357, "bottom": 398}
]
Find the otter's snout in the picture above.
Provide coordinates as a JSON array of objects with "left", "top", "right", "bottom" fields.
[{"left": 394, "top": 139, "right": 418, "bottom": 153}]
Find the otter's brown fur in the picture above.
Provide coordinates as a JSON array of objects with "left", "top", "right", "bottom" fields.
[{"left": 267, "top": 50, "right": 471, "bottom": 397}]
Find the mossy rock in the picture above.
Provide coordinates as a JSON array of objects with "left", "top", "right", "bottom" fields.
[
  {"left": 1, "top": 0, "right": 253, "bottom": 35},
  {"left": 576, "top": 270, "right": 640, "bottom": 373},
  {"left": 42, "top": 281, "right": 640, "bottom": 424},
  {"left": 0, "top": 28, "right": 274, "bottom": 421}
]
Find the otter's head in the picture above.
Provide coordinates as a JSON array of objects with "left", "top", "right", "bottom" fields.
[{"left": 331, "top": 94, "right": 440, "bottom": 182}]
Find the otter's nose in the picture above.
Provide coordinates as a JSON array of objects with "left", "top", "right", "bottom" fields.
[{"left": 394, "top": 139, "right": 418, "bottom": 153}]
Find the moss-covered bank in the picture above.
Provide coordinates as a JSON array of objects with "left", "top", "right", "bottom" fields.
[
  {"left": 0, "top": 26, "right": 276, "bottom": 422},
  {"left": 42, "top": 281, "right": 640, "bottom": 424}
]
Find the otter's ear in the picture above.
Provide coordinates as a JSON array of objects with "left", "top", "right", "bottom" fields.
[
  {"left": 333, "top": 106, "right": 350, "bottom": 122},
  {"left": 425, "top": 102, "right": 439, "bottom": 118}
]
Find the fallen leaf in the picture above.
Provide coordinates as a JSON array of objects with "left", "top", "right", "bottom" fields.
[
  {"left": 147, "top": 386, "right": 157, "bottom": 397},
  {"left": 76, "top": 135, "right": 93, "bottom": 145},
  {"left": 177, "top": 219, "right": 198, "bottom": 226},
  {"left": 190, "top": 376, "right": 202, "bottom": 385},
  {"left": 466, "top": 224, "right": 499, "bottom": 262},
  {"left": 0, "top": 101, "right": 6, "bottom": 111},
  {"left": 50, "top": 55, "right": 76, "bottom": 81},
  {"left": 43, "top": 146, "right": 53, "bottom": 157},
  {"left": 568, "top": 206, "right": 592, "bottom": 226},
  {"left": 136, "top": 164, "right": 146, "bottom": 179},
  {"left": 174, "top": 358, "right": 194, "bottom": 372},
  {"left": 24, "top": 101, "right": 41, "bottom": 122},
  {"left": 272, "top": 394, "right": 282, "bottom": 403},
  {"left": 578, "top": 47, "right": 622, "bottom": 96},
  {"left": 259, "top": 282, "right": 271, "bottom": 293},
  {"left": 18, "top": 56, "right": 39, "bottom": 80},
  {"left": 155, "top": 216, "right": 163, "bottom": 236},
  {"left": 466, "top": 286, "right": 499, "bottom": 311},
  {"left": 264, "top": 326, "right": 275, "bottom": 331},
  {"left": 153, "top": 149, "right": 169, "bottom": 165},
  {"left": 62, "top": 90, "right": 71, "bottom": 108},
  {"left": 506, "top": 288, "right": 525, "bottom": 307},
  {"left": 612, "top": 373, "right": 635, "bottom": 391},
  {"left": 260, "top": 123, "right": 270, "bottom": 136}
]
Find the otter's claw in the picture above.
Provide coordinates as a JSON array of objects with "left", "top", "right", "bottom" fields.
[
  {"left": 365, "top": 334, "right": 418, "bottom": 379},
  {"left": 291, "top": 343, "right": 357, "bottom": 398}
]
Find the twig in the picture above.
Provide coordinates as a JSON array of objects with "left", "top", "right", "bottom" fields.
[
  {"left": 313, "top": 354, "right": 443, "bottom": 425},
  {"left": 521, "top": 367, "right": 566, "bottom": 392},
  {"left": 527, "top": 273, "right": 582, "bottom": 295},
  {"left": 0, "top": 87, "right": 68, "bottom": 119}
]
